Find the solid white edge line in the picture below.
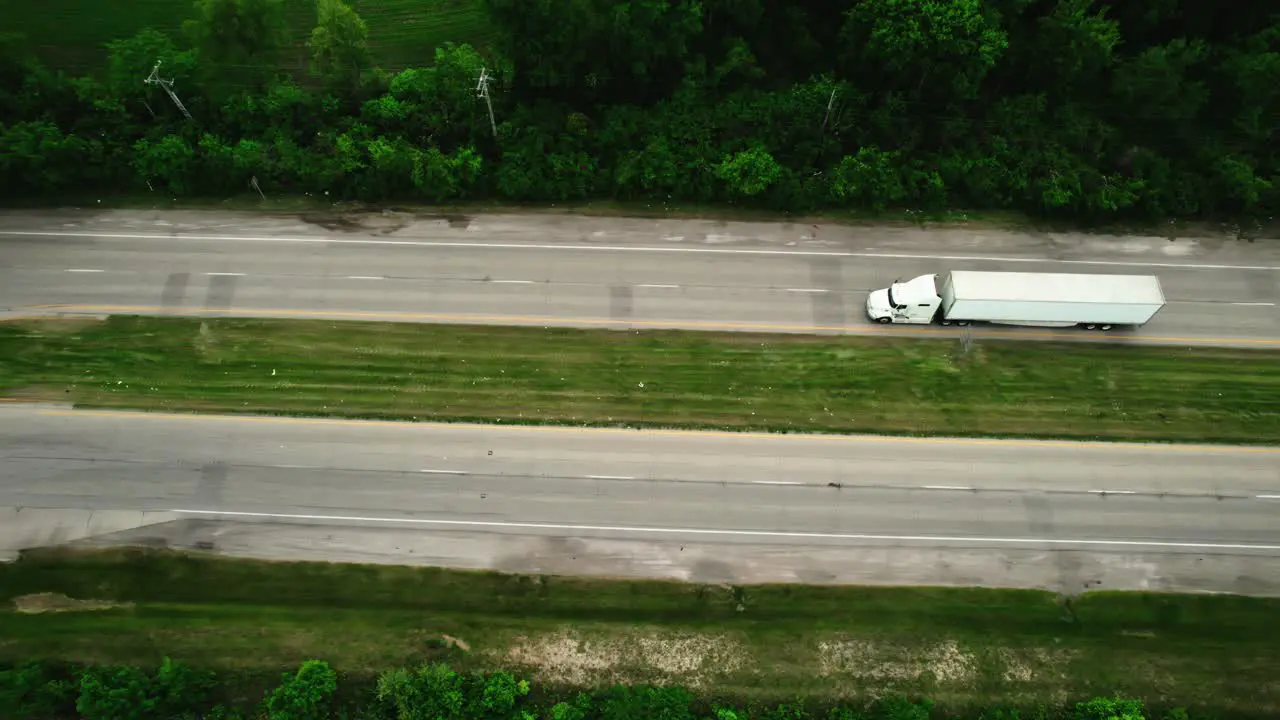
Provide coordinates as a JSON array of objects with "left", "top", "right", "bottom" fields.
[
  {"left": 753, "top": 480, "right": 803, "bottom": 485},
  {"left": 924, "top": 485, "right": 973, "bottom": 491},
  {"left": 6, "top": 231, "right": 1276, "bottom": 271},
  {"left": 637, "top": 284, "right": 680, "bottom": 289},
  {"left": 65, "top": 268, "right": 105, "bottom": 273},
  {"left": 786, "top": 288, "right": 828, "bottom": 293},
  {"left": 169, "top": 509, "right": 1280, "bottom": 550},
  {"left": 1257, "top": 494, "right": 1280, "bottom": 499},
  {"left": 419, "top": 469, "right": 469, "bottom": 475},
  {"left": 586, "top": 475, "right": 635, "bottom": 480},
  {"left": 1232, "top": 302, "right": 1277, "bottom": 307},
  {"left": 345, "top": 275, "right": 384, "bottom": 280},
  {"left": 1089, "top": 489, "right": 1137, "bottom": 494},
  {"left": 205, "top": 272, "right": 246, "bottom": 276},
  {"left": 492, "top": 279, "right": 536, "bottom": 284}
]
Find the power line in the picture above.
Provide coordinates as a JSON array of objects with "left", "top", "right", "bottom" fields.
[
  {"left": 144, "top": 60, "right": 193, "bottom": 121},
  {"left": 476, "top": 66, "right": 497, "bottom": 137}
]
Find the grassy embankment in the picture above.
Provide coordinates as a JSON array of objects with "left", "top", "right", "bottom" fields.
[
  {"left": 1, "top": 316, "right": 1279, "bottom": 444},
  {"left": 8, "top": 0, "right": 495, "bottom": 73},
  {"left": 2, "top": 548, "right": 1280, "bottom": 713}
]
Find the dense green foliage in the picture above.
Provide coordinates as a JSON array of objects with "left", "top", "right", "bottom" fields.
[
  {"left": 1, "top": 0, "right": 1278, "bottom": 223},
  {"left": 0, "top": 658, "right": 1190, "bottom": 720}
]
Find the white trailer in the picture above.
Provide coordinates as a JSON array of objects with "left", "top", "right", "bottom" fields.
[{"left": 865, "top": 271, "right": 1166, "bottom": 330}]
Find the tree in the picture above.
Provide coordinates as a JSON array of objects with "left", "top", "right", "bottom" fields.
[
  {"left": 481, "top": 0, "right": 702, "bottom": 103},
  {"left": 1074, "top": 697, "right": 1146, "bottom": 720},
  {"left": 1110, "top": 38, "right": 1210, "bottom": 139},
  {"left": 598, "top": 685, "right": 695, "bottom": 720},
  {"left": 185, "top": 0, "right": 289, "bottom": 94},
  {"left": 73, "top": 660, "right": 213, "bottom": 720},
  {"left": 76, "top": 667, "right": 153, "bottom": 720},
  {"left": 1217, "top": 23, "right": 1280, "bottom": 161},
  {"left": 412, "top": 146, "right": 484, "bottom": 201},
  {"left": 715, "top": 145, "right": 783, "bottom": 198},
  {"left": 548, "top": 693, "right": 593, "bottom": 720},
  {"left": 0, "top": 122, "right": 97, "bottom": 194},
  {"left": 308, "top": 0, "right": 371, "bottom": 94},
  {"left": 133, "top": 134, "right": 199, "bottom": 195},
  {"left": 375, "top": 663, "right": 465, "bottom": 720},
  {"left": 1025, "top": 0, "right": 1122, "bottom": 92},
  {"left": 261, "top": 660, "right": 338, "bottom": 720},
  {"left": 829, "top": 147, "right": 906, "bottom": 211},
  {"left": 384, "top": 43, "right": 491, "bottom": 148},
  {"left": 105, "top": 29, "right": 199, "bottom": 116},
  {"left": 0, "top": 662, "right": 75, "bottom": 719},
  {"left": 469, "top": 670, "right": 530, "bottom": 719},
  {"left": 839, "top": 0, "right": 1008, "bottom": 101}
]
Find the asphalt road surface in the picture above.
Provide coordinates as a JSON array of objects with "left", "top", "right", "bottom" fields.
[
  {"left": 2, "top": 209, "right": 1278, "bottom": 347},
  {"left": 3, "top": 405, "right": 1279, "bottom": 593}
]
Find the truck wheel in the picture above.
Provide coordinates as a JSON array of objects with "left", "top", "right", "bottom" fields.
[
  {"left": 939, "top": 319, "right": 953, "bottom": 326},
  {"left": 1083, "top": 323, "right": 1098, "bottom": 330},
  {"left": 876, "top": 317, "right": 892, "bottom": 324},
  {"left": 955, "top": 320, "right": 971, "bottom": 327},
  {"left": 1100, "top": 324, "right": 1113, "bottom": 331}
]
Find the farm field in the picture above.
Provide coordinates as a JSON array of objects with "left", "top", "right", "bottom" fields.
[{"left": 4, "top": 0, "right": 494, "bottom": 72}]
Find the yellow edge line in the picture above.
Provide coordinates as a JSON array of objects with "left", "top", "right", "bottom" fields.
[
  {"left": 10, "top": 304, "right": 1280, "bottom": 346},
  {"left": 26, "top": 409, "right": 1280, "bottom": 455}
]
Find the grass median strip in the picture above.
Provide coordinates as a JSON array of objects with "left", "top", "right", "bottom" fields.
[
  {"left": 2, "top": 316, "right": 1279, "bottom": 443},
  {"left": 2, "top": 548, "right": 1279, "bottom": 712}
]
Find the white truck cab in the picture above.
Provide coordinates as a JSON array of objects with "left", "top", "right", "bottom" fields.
[{"left": 864, "top": 274, "right": 944, "bottom": 325}]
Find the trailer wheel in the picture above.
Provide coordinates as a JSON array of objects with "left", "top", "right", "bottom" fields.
[
  {"left": 1083, "top": 323, "right": 1098, "bottom": 330},
  {"left": 939, "top": 319, "right": 953, "bottom": 326},
  {"left": 876, "top": 317, "right": 892, "bottom": 325},
  {"left": 955, "top": 320, "right": 971, "bottom": 327},
  {"left": 1100, "top": 324, "right": 1113, "bottom": 331}
]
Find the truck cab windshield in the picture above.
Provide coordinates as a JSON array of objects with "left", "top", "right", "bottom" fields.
[{"left": 887, "top": 286, "right": 897, "bottom": 307}]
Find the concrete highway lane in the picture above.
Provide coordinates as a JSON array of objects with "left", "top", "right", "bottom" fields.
[
  {"left": 5, "top": 405, "right": 1280, "bottom": 592},
  {"left": 1, "top": 209, "right": 1278, "bottom": 347},
  {"left": 3, "top": 406, "right": 1279, "bottom": 550}
]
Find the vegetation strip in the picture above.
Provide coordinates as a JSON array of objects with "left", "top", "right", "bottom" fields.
[
  {"left": 3, "top": 548, "right": 1280, "bottom": 713},
  {"left": 0, "top": 660, "right": 1214, "bottom": 720},
  {"left": 5, "top": 0, "right": 1278, "bottom": 228},
  {"left": 2, "top": 316, "right": 1279, "bottom": 444}
]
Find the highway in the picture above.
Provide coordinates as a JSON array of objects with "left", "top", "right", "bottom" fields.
[
  {"left": 1, "top": 208, "right": 1278, "bottom": 346},
  {"left": 3, "top": 405, "right": 1280, "bottom": 593},
  {"left": 3, "top": 209, "right": 1280, "bottom": 592}
]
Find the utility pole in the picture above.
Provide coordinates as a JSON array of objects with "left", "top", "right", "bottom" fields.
[
  {"left": 145, "top": 61, "right": 193, "bottom": 121},
  {"left": 820, "top": 87, "right": 838, "bottom": 134},
  {"left": 476, "top": 67, "right": 497, "bottom": 138}
]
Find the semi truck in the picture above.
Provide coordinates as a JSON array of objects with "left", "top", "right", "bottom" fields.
[{"left": 865, "top": 270, "right": 1166, "bottom": 330}]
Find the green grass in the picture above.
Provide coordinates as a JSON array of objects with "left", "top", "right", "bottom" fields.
[
  {"left": 2, "top": 316, "right": 1279, "bottom": 444},
  {"left": 2, "top": 548, "right": 1279, "bottom": 713},
  {"left": 6, "top": 0, "right": 495, "bottom": 73}
]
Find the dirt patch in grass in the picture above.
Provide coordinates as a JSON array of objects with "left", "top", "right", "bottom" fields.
[
  {"left": 502, "top": 629, "right": 747, "bottom": 688},
  {"left": 818, "top": 639, "right": 977, "bottom": 683},
  {"left": 441, "top": 634, "right": 471, "bottom": 651},
  {"left": 13, "top": 592, "right": 132, "bottom": 614},
  {"left": 2, "top": 316, "right": 1279, "bottom": 444}
]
